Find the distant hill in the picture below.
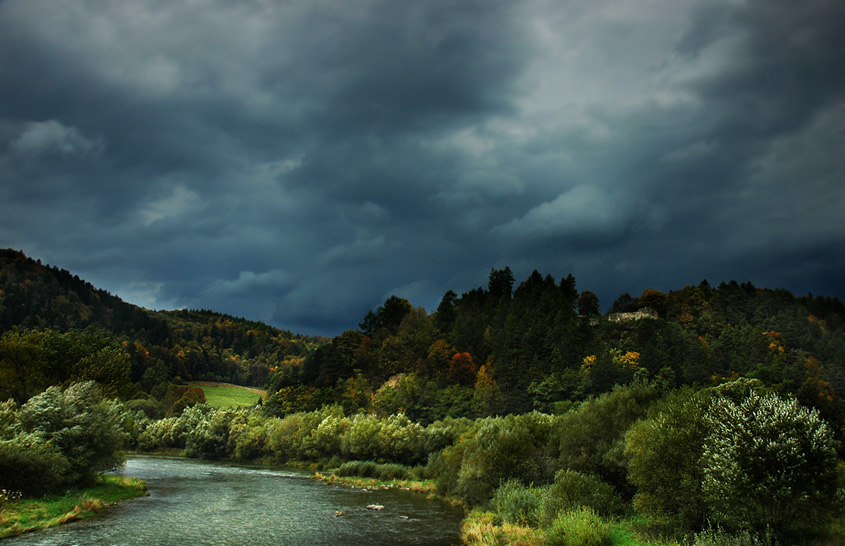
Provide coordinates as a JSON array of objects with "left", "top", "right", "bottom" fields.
[{"left": 0, "top": 249, "right": 325, "bottom": 393}]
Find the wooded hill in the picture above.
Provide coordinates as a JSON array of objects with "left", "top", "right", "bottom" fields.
[
  {"left": 0, "top": 249, "right": 322, "bottom": 401},
  {"left": 269, "top": 268, "right": 845, "bottom": 434},
  {"left": 2, "top": 249, "right": 844, "bottom": 438}
]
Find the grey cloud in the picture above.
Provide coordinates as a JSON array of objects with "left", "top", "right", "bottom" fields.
[
  {"left": 1, "top": 0, "right": 844, "bottom": 335},
  {"left": 12, "top": 120, "right": 102, "bottom": 156}
]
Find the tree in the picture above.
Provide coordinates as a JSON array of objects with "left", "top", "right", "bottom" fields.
[
  {"left": 448, "top": 352, "right": 477, "bottom": 386},
  {"left": 577, "top": 291, "right": 600, "bottom": 317},
  {"left": 359, "top": 296, "right": 413, "bottom": 339},
  {"left": 18, "top": 381, "right": 129, "bottom": 485},
  {"left": 473, "top": 363, "right": 502, "bottom": 417},
  {"left": 434, "top": 290, "right": 458, "bottom": 334},
  {"left": 0, "top": 328, "right": 132, "bottom": 404},
  {"left": 488, "top": 267, "right": 515, "bottom": 302},
  {"left": 701, "top": 392, "right": 841, "bottom": 539},
  {"left": 625, "top": 389, "right": 711, "bottom": 532}
]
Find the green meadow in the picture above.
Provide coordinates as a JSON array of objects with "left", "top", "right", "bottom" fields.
[{"left": 190, "top": 382, "right": 265, "bottom": 409}]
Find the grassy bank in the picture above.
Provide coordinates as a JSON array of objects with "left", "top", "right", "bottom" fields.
[
  {"left": 460, "top": 511, "right": 679, "bottom": 546},
  {"left": 313, "top": 471, "right": 465, "bottom": 508},
  {"left": 0, "top": 475, "right": 148, "bottom": 539}
]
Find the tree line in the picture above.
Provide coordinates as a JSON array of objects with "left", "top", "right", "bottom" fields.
[{"left": 2, "top": 252, "right": 845, "bottom": 543}]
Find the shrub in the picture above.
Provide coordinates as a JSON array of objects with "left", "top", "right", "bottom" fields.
[
  {"left": 701, "top": 392, "right": 841, "bottom": 539},
  {"left": 540, "top": 470, "right": 624, "bottom": 527},
  {"left": 422, "top": 417, "right": 474, "bottom": 453},
  {"left": 0, "top": 433, "right": 71, "bottom": 496},
  {"left": 456, "top": 413, "right": 556, "bottom": 504},
  {"left": 18, "top": 381, "right": 128, "bottom": 485},
  {"left": 342, "top": 414, "right": 382, "bottom": 461},
  {"left": 125, "top": 398, "right": 166, "bottom": 420},
  {"left": 265, "top": 413, "right": 308, "bottom": 461},
  {"left": 226, "top": 411, "right": 267, "bottom": 461},
  {"left": 301, "top": 415, "right": 349, "bottom": 460},
  {"left": 163, "top": 385, "right": 207, "bottom": 415},
  {"left": 624, "top": 388, "right": 711, "bottom": 532},
  {"left": 186, "top": 408, "right": 234, "bottom": 459},
  {"left": 553, "top": 383, "right": 658, "bottom": 494},
  {"left": 335, "top": 460, "right": 379, "bottom": 478},
  {"left": 334, "top": 461, "right": 414, "bottom": 481},
  {"left": 170, "top": 403, "right": 214, "bottom": 449},
  {"left": 0, "top": 400, "right": 19, "bottom": 440},
  {"left": 377, "top": 413, "right": 426, "bottom": 465},
  {"left": 138, "top": 416, "right": 179, "bottom": 449},
  {"left": 544, "top": 506, "right": 610, "bottom": 546},
  {"left": 692, "top": 526, "right": 767, "bottom": 546},
  {"left": 492, "top": 479, "right": 545, "bottom": 526}
]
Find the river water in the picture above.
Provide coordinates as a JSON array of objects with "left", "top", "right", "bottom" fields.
[{"left": 5, "top": 456, "right": 464, "bottom": 545}]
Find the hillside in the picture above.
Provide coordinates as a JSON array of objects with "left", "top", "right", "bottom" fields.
[
  {"left": 0, "top": 249, "right": 325, "bottom": 398},
  {"left": 265, "top": 268, "right": 845, "bottom": 434},
  {"left": 2, "top": 249, "right": 844, "bottom": 438}
]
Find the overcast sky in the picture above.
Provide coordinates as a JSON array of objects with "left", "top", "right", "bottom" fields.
[{"left": 1, "top": 0, "right": 844, "bottom": 336}]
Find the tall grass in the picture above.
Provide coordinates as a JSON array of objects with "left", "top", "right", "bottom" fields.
[{"left": 545, "top": 506, "right": 611, "bottom": 546}]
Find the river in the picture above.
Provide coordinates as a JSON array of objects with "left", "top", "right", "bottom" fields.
[{"left": 4, "top": 456, "right": 464, "bottom": 545}]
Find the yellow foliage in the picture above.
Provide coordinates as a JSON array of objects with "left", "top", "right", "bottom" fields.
[
  {"left": 614, "top": 351, "right": 640, "bottom": 369},
  {"left": 580, "top": 355, "right": 596, "bottom": 375}
]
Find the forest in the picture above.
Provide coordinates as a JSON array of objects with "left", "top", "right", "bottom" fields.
[{"left": 1, "top": 249, "right": 844, "bottom": 545}]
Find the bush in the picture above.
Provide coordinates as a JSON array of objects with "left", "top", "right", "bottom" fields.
[
  {"left": 0, "top": 400, "right": 19, "bottom": 440},
  {"left": 701, "top": 392, "right": 841, "bottom": 539},
  {"left": 226, "top": 411, "right": 267, "bottom": 461},
  {"left": 334, "top": 460, "right": 413, "bottom": 481},
  {"left": 335, "top": 460, "right": 379, "bottom": 478},
  {"left": 492, "top": 480, "right": 545, "bottom": 526},
  {"left": 187, "top": 408, "right": 234, "bottom": 459},
  {"left": 302, "top": 415, "right": 349, "bottom": 459},
  {"left": 0, "top": 433, "right": 71, "bottom": 496},
  {"left": 544, "top": 506, "right": 610, "bottom": 546},
  {"left": 624, "top": 388, "right": 710, "bottom": 532},
  {"left": 125, "top": 398, "right": 165, "bottom": 420},
  {"left": 18, "top": 381, "right": 128, "bottom": 485},
  {"left": 540, "top": 470, "right": 624, "bottom": 527},
  {"left": 342, "top": 414, "right": 382, "bottom": 461},
  {"left": 455, "top": 413, "right": 556, "bottom": 504},
  {"left": 265, "top": 413, "right": 308, "bottom": 461},
  {"left": 692, "top": 526, "right": 768, "bottom": 546},
  {"left": 423, "top": 417, "right": 474, "bottom": 453},
  {"left": 553, "top": 383, "right": 658, "bottom": 494}
]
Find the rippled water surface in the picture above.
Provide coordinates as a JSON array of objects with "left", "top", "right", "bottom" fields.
[{"left": 5, "top": 456, "right": 464, "bottom": 546}]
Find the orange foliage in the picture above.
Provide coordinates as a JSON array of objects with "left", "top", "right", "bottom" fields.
[{"left": 448, "top": 352, "right": 476, "bottom": 385}]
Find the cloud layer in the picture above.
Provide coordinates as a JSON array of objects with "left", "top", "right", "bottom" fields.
[{"left": 1, "top": 0, "right": 844, "bottom": 335}]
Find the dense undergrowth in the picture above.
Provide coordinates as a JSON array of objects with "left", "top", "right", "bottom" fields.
[{"left": 123, "top": 379, "right": 844, "bottom": 546}]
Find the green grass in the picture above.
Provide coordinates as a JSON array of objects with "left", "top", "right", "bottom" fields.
[
  {"left": 0, "top": 475, "right": 148, "bottom": 538},
  {"left": 189, "top": 381, "right": 265, "bottom": 409}
]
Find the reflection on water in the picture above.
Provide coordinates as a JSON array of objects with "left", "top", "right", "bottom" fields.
[{"left": 5, "top": 456, "right": 463, "bottom": 546}]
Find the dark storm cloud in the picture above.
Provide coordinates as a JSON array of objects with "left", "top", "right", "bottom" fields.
[{"left": 1, "top": 0, "right": 844, "bottom": 335}]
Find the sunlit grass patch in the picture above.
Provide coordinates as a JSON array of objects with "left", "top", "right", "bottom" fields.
[
  {"left": 461, "top": 508, "right": 543, "bottom": 546},
  {"left": 189, "top": 382, "right": 265, "bottom": 408}
]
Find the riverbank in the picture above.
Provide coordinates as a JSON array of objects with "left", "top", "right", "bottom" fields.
[
  {"left": 314, "top": 472, "right": 462, "bottom": 506},
  {"left": 0, "top": 475, "right": 148, "bottom": 539}
]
